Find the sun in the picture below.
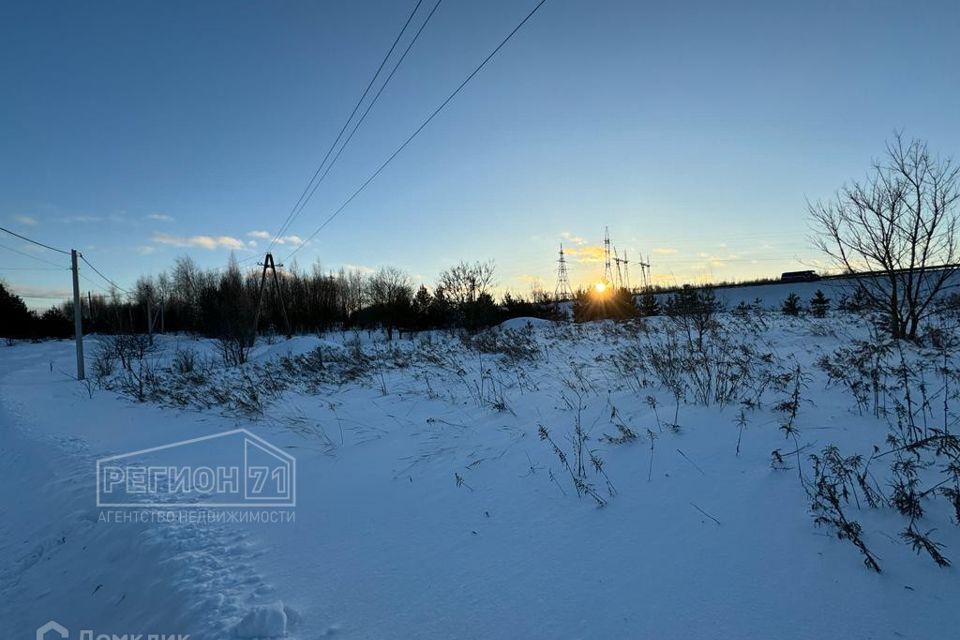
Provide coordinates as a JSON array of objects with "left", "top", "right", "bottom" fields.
[{"left": 593, "top": 281, "right": 608, "bottom": 294}]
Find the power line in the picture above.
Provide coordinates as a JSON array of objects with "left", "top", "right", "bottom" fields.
[
  {"left": 0, "top": 241, "right": 71, "bottom": 268},
  {"left": 0, "top": 267, "right": 67, "bottom": 272},
  {"left": 268, "top": 0, "right": 428, "bottom": 253},
  {"left": 79, "top": 272, "right": 112, "bottom": 293},
  {"left": 79, "top": 253, "right": 131, "bottom": 294},
  {"left": 0, "top": 225, "right": 70, "bottom": 255},
  {"left": 284, "top": 0, "right": 550, "bottom": 263},
  {"left": 286, "top": 0, "right": 445, "bottom": 242}
]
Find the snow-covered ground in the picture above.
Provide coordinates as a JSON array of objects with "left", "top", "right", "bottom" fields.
[
  {"left": 2, "top": 312, "right": 959, "bottom": 639},
  {"left": 657, "top": 271, "right": 960, "bottom": 312}
]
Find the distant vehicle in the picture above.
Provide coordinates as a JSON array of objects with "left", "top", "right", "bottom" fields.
[{"left": 780, "top": 270, "right": 820, "bottom": 283}]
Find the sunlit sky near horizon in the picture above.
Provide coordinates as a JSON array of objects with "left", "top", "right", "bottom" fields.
[{"left": 2, "top": 0, "right": 959, "bottom": 308}]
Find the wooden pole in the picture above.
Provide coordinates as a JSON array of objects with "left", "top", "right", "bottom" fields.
[{"left": 146, "top": 294, "right": 154, "bottom": 344}]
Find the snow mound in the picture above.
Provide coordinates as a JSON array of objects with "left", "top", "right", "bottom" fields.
[
  {"left": 251, "top": 336, "right": 323, "bottom": 361},
  {"left": 497, "top": 317, "right": 554, "bottom": 331},
  {"left": 234, "top": 601, "right": 298, "bottom": 638}
]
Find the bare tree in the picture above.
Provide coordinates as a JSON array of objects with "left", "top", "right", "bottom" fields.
[
  {"left": 336, "top": 267, "right": 367, "bottom": 317},
  {"left": 367, "top": 266, "right": 413, "bottom": 340},
  {"left": 436, "top": 260, "right": 497, "bottom": 329},
  {"left": 437, "top": 260, "right": 496, "bottom": 305},
  {"left": 810, "top": 135, "right": 960, "bottom": 339}
]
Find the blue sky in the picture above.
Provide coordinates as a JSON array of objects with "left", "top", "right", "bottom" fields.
[{"left": 2, "top": 0, "right": 959, "bottom": 306}]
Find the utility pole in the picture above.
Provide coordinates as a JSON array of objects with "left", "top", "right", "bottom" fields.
[
  {"left": 145, "top": 288, "right": 163, "bottom": 342},
  {"left": 146, "top": 293, "right": 154, "bottom": 344},
  {"left": 71, "top": 249, "right": 85, "bottom": 380},
  {"left": 253, "top": 253, "right": 292, "bottom": 338}
]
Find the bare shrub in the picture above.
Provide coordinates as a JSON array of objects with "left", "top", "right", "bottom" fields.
[
  {"left": 817, "top": 328, "right": 894, "bottom": 416},
  {"left": 460, "top": 326, "right": 540, "bottom": 362},
  {"left": 809, "top": 447, "right": 882, "bottom": 572},
  {"left": 110, "top": 334, "right": 156, "bottom": 371},
  {"left": 610, "top": 321, "right": 780, "bottom": 410},
  {"left": 92, "top": 340, "right": 117, "bottom": 384},
  {"left": 664, "top": 285, "right": 722, "bottom": 351},
  {"left": 117, "top": 355, "right": 160, "bottom": 402},
  {"left": 217, "top": 336, "right": 252, "bottom": 366},
  {"left": 172, "top": 347, "right": 197, "bottom": 375}
]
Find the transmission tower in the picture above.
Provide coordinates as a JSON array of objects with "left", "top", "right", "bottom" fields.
[
  {"left": 555, "top": 243, "right": 573, "bottom": 301},
  {"left": 622, "top": 251, "right": 631, "bottom": 291},
  {"left": 603, "top": 226, "right": 614, "bottom": 285},
  {"left": 612, "top": 247, "right": 634, "bottom": 291},
  {"left": 637, "top": 253, "right": 651, "bottom": 290},
  {"left": 612, "top": 247, "right": 623, "bottom": 289},
  {"left": 253, "top": 253, "right": 292, "bottom": 338}
]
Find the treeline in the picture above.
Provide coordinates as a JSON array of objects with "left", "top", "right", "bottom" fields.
[
  {"left": 2, "top": 257, "right": 775, "bottom": 343},
  {"left": 0, "top": 281, "right": 74, "bottom": 339},
  {"left": 1, "top": 257, "right": 563, "bottom": 341},
  {"left": 1, "top": 258, "right": 736, "bottom": 343}
]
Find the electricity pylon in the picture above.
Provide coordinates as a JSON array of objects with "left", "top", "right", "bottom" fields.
[
  {"left": 253, "top": 253, "right": 292, "bottom": 338},
  {"left": 603, "top": 226, "right": 614, "bottom": 285},
  {"left": 555, "top": 243, "right": 573, "bottom": 301},
  {"left": 621, "top": 250, "right": 631, "bottom": 291},
  {"left": 637, "top": 253, "right": 651, "bottom": 290}
]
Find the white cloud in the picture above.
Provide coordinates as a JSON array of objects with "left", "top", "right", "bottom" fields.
[
  {"left": 653, "top": 247, "right": 679, "bottom": 255},
  {"left": 277, "top": 234, "right": 304, "bottom": 246},
  {"left": 246, "top": 230, "right": 304, "bottom": 246},
  {"left": 560, "top": 231, "right": 586, "bottom": 245},
  {"left": 13, "top": 215, "right": 37, "bottom": 226},
  {"left": 146, "top": 213, "right": 175, "bottom": 222},
  {"left": 342, "top": 264, "right": 375, "bottom": 274},
  {"left": 60, "top": 215, "right": 103, "bottom": 224},
  {"left": 151, "top": 231, "right": 245, "bottom": 251},
  {"left": 136, "top": 245, "right": 156, "bottom": 255}
]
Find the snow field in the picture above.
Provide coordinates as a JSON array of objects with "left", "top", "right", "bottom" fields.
[{"left": 2, "top": 311, "right": 959, "bottom": 638}]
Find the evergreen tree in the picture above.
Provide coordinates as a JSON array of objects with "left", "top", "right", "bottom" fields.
[
  {"left": 0, "top": 281, "right": 36, "bottom": 338},
  {"left": 782, "top": 293, "right": 802, "bottom": 316},
  {"left": 428, "top": 286, "right": 453, "bottom": 328},
  {"left": 638, "top": 291, "right": 660, "bottom": 317},
  {"left": 411, "top": 285, "right": 433, "bottom": 330},
  {"left": 810, "top": 289, "right": 830, "bottom": 318},
  {"left": 37, "top": 307, "right": 72, "bottom": 338}
]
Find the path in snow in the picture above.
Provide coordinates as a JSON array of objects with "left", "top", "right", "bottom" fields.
[{"left": 0, "top": 342, "right": 275, "bottom": 639}]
